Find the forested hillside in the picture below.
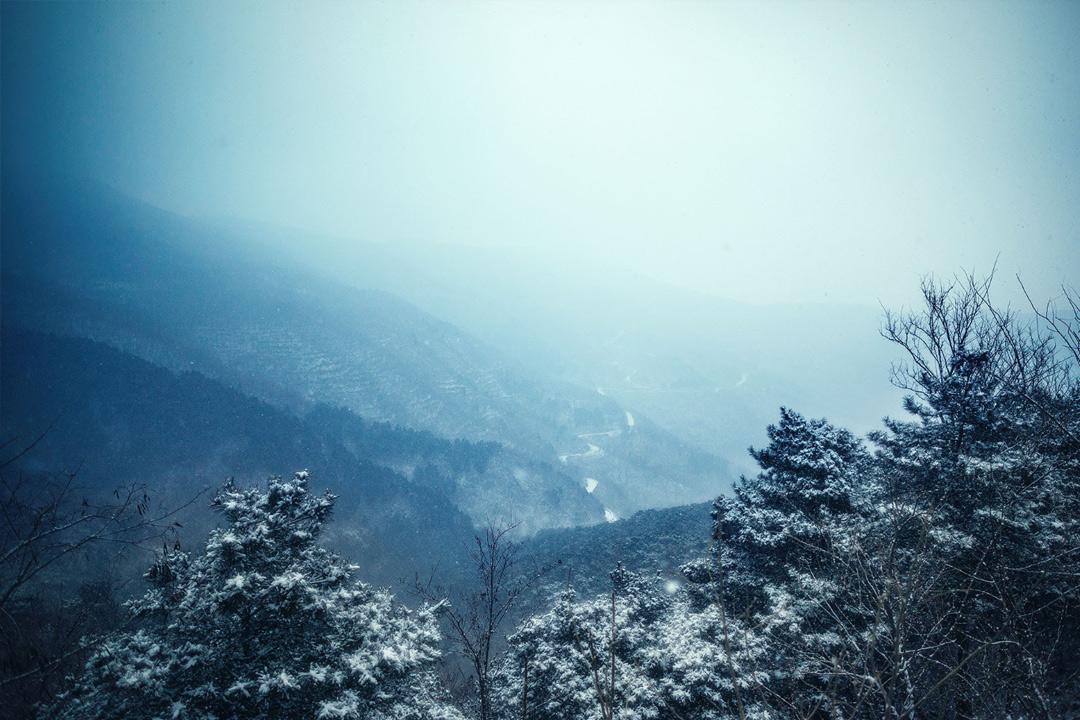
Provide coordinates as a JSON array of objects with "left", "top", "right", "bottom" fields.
[
  {"left": 519, "top": 502, "right": 712, "bottom": 600},
  {"left": 2, "top": 175, "right": 731, "bottom": 519},
  {"left": 2, "top": 328, "right": 492, "bottom": 586}
]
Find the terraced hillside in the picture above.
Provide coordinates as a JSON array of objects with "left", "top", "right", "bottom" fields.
[{"left": 1, "top": 329, "right": 497, "bottom": 587}]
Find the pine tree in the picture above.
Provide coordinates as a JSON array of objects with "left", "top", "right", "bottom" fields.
[
  {"left": 492, "top": 565, "right": 766, "bottom": 720},
  {"left": 712, "top": 407, "right": 872, "bottom": 715},
  {"left": 44, "top": 472, "right": 462, "bottom": 720}
]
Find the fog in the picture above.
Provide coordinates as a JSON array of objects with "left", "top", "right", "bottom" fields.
[{"left": 4, "top": 0, "right": 1077, "bottom": 309}]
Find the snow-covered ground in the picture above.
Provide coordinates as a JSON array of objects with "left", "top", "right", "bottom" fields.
[
  {"left": 560, "top": 410, "right": 632, "bottom": 465},
  {"left": 603, "top": 508, "right": 619, "bottom": 523},
  {"left": 559, "top": 439, "right": 605, "bottom": 463},
  {"left": 579, "top": 430, "right": 620, "bottom": 439},
  {"left": 584, "top": 477, "right": 598, "bottom": 493}
]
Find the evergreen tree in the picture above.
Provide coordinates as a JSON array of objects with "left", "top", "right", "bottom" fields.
[
  {"left": 44, "top": 472, "right": 462, "bottom": 720},
  {"left": 712, "top": 408, "right": 872, "bottom": 715},
  {"left": 492, "top": 565, "right": 767, "bottom": 720}
]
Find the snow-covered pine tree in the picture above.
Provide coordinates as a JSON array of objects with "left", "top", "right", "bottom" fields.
[
  {"left": 491, "top": 587, "right": 599, "bottom": 720},
  {"left": 44, "top": 472, "right": 462, "bottom": 720},
  {"left": 492, "top": 564, "right": 767, "bottom": 720},
  {"left": 712, "top": 407, "right": 873, "bottom": 716}
]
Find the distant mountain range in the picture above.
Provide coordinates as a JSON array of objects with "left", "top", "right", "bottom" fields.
[
  {"left": 2, "top": 174, "right": 732, "bottom": 526},
  {"left": 224, "top": 215, "right": 904, "bottom": 475}
]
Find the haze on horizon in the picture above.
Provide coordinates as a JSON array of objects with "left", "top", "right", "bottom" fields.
[{"left": 3, "top": 0, "right": 1078, "bottom": 309}]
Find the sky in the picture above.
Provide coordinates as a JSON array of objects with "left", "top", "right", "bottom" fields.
[{"left": 3, "top": 0, "right": 1078, "bottom": 307}]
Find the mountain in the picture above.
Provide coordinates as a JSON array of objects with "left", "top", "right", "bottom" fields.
[
  {"left": 1, "top": 174, "right": 732, "bottom": 521},
  {"left": 1, "top": 328, "right": 492, "bottom": 588},
  {"left": 519, "top": 502, "right": 713, "bottom": 603},
  {"left": 236, "top": 227, "right": 904, "bottom": 474}
]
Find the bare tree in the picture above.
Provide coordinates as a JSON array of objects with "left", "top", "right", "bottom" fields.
[
  {"left": 418, "top": 521, "right": 545, "bottom": 720},
  {"left": 883, "top": 271, "right": 1078, "bottom": 445},
  {"left": 0, "top": 434, "right": 198, "bottom": 713},
  {"left": 867, "top": 272, "right": 1080, "bottom": 717}
]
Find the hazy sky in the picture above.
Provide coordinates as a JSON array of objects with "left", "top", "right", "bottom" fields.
[{"left": 3, "top": 0, "right": 1078, "bottom": 306}]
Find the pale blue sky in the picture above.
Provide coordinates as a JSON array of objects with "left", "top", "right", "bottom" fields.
[{"left": 4, "top": 0, "right": 1078, "bottom": 306}]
